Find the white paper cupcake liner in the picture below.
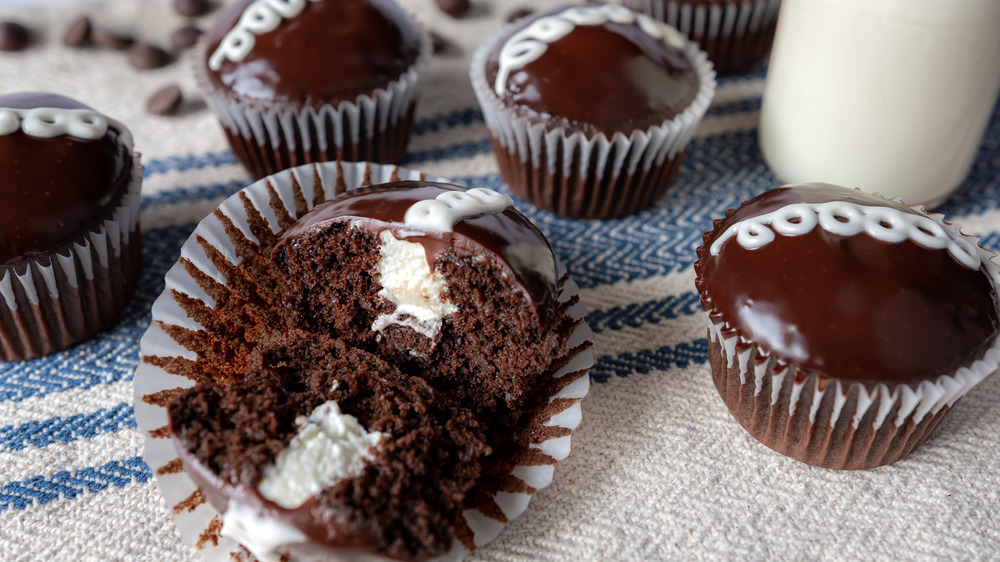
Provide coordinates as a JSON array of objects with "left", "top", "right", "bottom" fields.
[
  {"left": 192, "top": 19, "right": 432, "bottom": 179},
  {"left": 621, "top": 0, "right": 782, "bottom": 73},
  {"left": 0, "top": 158, "right": 143, "bottom": 361},
  {"left": 132, "top": 161, "right": 595, "bottom": 561},
  {"left": 470, "top": 16, "right": 716, "bottom": 219},
  {"left": 703, "top": 206, "right": 1000, "bottom": 469}
]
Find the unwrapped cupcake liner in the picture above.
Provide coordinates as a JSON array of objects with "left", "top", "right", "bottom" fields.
[
  {"left": 192, "top": 23, "right": 431, "bottom": 179},
  {"left": 0, "top": 159, "right": 143, "bottom": 361},
  {"left": 132, "top": 161, "right": 595, "bottom": 561},
  {"left": 470, "top": 17, "right": 716, "bottom": 219},
  {"left": 703, "top": 210, "right": 1000, "bottom": 470},
  {"left": 620, "top": 0, "right": 782, "bottom": 74}
]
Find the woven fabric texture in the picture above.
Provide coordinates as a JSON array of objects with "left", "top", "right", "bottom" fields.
[{"left": 1, "top": 0, "right": 999, "bottom": 560}]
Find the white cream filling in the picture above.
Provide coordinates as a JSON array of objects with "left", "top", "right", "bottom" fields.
[
  {"left": 258, "top": 400, "right": 383, "bottom": 509},
  {"left": 372, "top": 229, "right": 457, "bottom": 339},
  {"left": 221, "top": 501, "right": 308, "bottom": 562}
]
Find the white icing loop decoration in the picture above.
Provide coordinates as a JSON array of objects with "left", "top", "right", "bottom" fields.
[
  {"left": 0, "top": 107, "right": 132, "bottom": 150},
  {"left": 404, "top": 188, "right": 514, "bottom": 232},
  {"left": 209, "top": 0, "right": 318, "bottom": 71},
  {"left": 494, "top": 4, "right": 687, "bottom": 96},
  {"left": 710, "top": 201, "right": 982, "bottom": 270}
]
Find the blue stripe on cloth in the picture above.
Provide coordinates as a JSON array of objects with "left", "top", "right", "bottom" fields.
[
  {"left": 590, "top": 338, "right": 709, "bottom": 384},
  {"left": 0, "top": 456, "right": 151, "bottom": 512},
  {"left": 0, "top": 403, "right": 135, "bottom": 452},
  {"left": 142, "top": 150, "right": 239, "bottom": 178},
  {"left": 585, "top": 292, "right": 702, "bottom": 333},
  {"left": 140, "top": 179, "right": 249, "bottom": 211}
]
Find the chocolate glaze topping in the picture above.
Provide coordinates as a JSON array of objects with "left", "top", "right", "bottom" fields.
[
  {"left": 0, "top": 92, "right": 133, "bottom": 264},
  {"left": 204, "top": 0, "right": 422, "bottom": 105},
  {"left": 695, "top": 185, "right": 1000, "bottom": 383},
  {"left": 486, "top": 7, "right": 699, "bottom": 135},
  {"left": 276, "top": 181, "right": 559, "bottom": 326}
]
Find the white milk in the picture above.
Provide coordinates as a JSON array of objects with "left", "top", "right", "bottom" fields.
[{"left": 759, "top": 0, "right": 1000, "bottom": 206}]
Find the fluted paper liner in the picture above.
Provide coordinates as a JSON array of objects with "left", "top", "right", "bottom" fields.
[
  {"left": 621, "top": 0, "right": 782, "bottom": 74},
  {"left": 133, "top": 161, "right": 595, "bottom": 561},
  {"left": 470, "top": 19, "right": 716, "bottom": 219},
  {"left": 701, "top": 205, "right": 1000, "bottom": 470},
  {"left": 192, "top": 21, "right": 432, "bottom": 179},
  {"left": 0, "top": 159, "right": 143, "bottom": 361}
]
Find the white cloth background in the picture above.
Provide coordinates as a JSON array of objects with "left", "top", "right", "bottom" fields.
[{"left": 0, "top": 0, "right": 999, "bottom": 560}]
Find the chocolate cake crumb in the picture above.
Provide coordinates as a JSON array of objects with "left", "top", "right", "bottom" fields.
[{"left": 170, "top": 332, "right": 488, "bottom": 560}]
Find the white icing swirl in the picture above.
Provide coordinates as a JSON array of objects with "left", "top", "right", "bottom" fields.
[
  {"left": 709, "top": 200, "right": 981, "bottom": 269},
  {"left": 0, "top": 107, "right": 133, "bottom": 150},
  {"left": 403, "top": 188, "right": 514, "bottom": 232},
  {"left": 494, "top": 4, "right": 686, "bottom": 96},
  {"left": 209, "top": 0, "right": 320, "bottom": 71}
]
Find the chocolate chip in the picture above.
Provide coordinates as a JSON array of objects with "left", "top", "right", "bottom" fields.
[
  {"left": 506, "top": 7, "right": 534, "bottom": 23},
  {"left": 170, "top": 25, "right": 202, "bottom": 50},
  {"left": 91, "top": 28, "right": 134, "bottom": 51},
  {"left": 435, "top": 0, "right": 471, "bottom": 18},
  {"left": 0, "top": 21, "right": 30, "bottom": 52},
  {"left": 174, "top": 0, "right": 210, "bottom": 17},
  {"left": 63, "top": 16, "right": 92, "bottom": 47},
  {"left": 128, "top": 42, "right": 172, "bottom": 70},
  {"left": 147, "top": 84, "right": 183, "bottom": 116}
]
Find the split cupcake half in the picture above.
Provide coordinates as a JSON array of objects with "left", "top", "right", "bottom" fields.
[{"left": 134, "top": 162, "right": 594, "bottom": 561}]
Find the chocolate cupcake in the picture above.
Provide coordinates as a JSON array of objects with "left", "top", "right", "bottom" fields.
[
  {"left": 0, "top": 92, "right": 142, "bottom": 361},
  {"left": 618, "top": 0, "right": 782, "bottom": 74},
  {"left": 194, "top": 0, "right": 430, "bottom": 179},
  {"left": 694, "top": 183, "right": 1000, "bottom": 470},
  {"left": 169, "top": 332, "right": 489, "bottom": 562},
  {"left": 471, "top": 4, "right": 716, "bottom": 219}
]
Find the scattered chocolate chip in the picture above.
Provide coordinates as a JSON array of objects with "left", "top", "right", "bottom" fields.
[
  {"left": 127, "top": 42, "right": 172, "bottom": 70},
  {"left": 430, "top": 31, "right": 448, "bottom": 54},
  {"left": 0, "top": 21, "right": 30, "bottom": 52},
  {"left": 91, "top": 28, "right": 134, "bottom": 51},
  {"left": 170, "top": 24, "right": 202, "bottom": 50},
  {"left": 506, "top": 7, "right": 534, "bottom": 23},
  {"left": 174, "top": 0, "right": 210, "bottom": 17},
  {"left": 147, "top": 84, "right": 183, "bottom": 116},
  {"left": 63, "top": 16, "right": 92, "bottom": 47},
  {"left": 435, "top": 0, "right": 471, "bottom": 18}
]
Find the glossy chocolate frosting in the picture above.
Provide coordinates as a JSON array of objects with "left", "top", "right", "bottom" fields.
[
  {"left": 695, "top": 184, "right": 1000, "bottom": 383},
  {"left": 204, "top": 0, "right": 422, "bottom": 105},
  {"left": 485, "top": 7, "right": 700, "bottom": 135},
  {"left": 0, "top": 92, "right": 133, "bottom": 264},
  {"left": 275, "top": 181, "right": 560, "bottom": 326}
]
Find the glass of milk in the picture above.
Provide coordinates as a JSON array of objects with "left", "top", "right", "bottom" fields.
[{"left": 759, "top": 0, "right": 1000, "bottom": 207}]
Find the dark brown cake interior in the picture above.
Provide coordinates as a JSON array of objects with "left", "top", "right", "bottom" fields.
[
  {"left": 169, "top": 332, "right": 489, "bottom": 560},
  {"left": 273, "top": 222, "right": 566, "bottom": 433}
]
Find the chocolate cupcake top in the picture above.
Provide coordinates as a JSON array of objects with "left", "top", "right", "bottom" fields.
[
  {"left": 695, "top": 183, "right": 1000, "bottom": 384},
  {"left": 276, "top": 181, "right": 560, "bottom": 325},
  {"left": 0, "top": 92, "right": 134, "bottom": 264},
  {"left": 485, "top": 4, "right": 701, "bottom": 135},
  {"left": 203, "top": 0, "right": 422, "bottom": 105}
]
